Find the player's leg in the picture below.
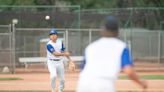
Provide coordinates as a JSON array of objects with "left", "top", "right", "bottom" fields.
[
  {"left": 57, "top": 61, "right": 65, "bottom": 92},
  {"left": 47, "top": 60, "right": 57, "bottom": 92}
]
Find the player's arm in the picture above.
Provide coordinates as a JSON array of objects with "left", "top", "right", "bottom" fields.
[
  {"left": 121, "top": 47, "right": 147, "bottom": 89},
  {"left": 52, "top": 51, "right": 70, "bottom": 56},
  {"left": 61, "top": 49, "right": 72, "bottom": 60},
  {"left": 123, "top": 66, "right": 147, "bottom": 89},
  {"left": 47, "top": 44, "right": 70, "bottom": 57},
  {"left": 64, "top": 52, "right": 75, "bottom": 66},
  {"left": 60, "top": 41, "right": 72, "bottom": 61},
  {"left": 64, "top": 52, "right": 71, "bottom": 60},
  {"left": 60, "top": 50, "right": 75, "bottom": 71},
  {"left": 80, "top": 51, "right": 86, "bottom": 71},
  {"left": 60, "top": 41, "right": 75, "bottom": 69}
]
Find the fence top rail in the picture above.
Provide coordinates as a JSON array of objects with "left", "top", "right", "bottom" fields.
[
  {"left": 16, "top": 28, "right": 164, "bottom": 32},
  {"left": 0, "top": 25, "right": 10, "bottom": 27},
  {"left": 16, "top": 28, "right": 102, "bottom": 31},
  {"left": 0, "top": 6, "right": 163, "bottom": 10},
  {"left": 0, "top": 5, "right": 80, "bottom": 8},
  {"left": 81, "top": 7, "right": 164, "bottom": 12},
  {"left": 0, "top": 33, "right": 11, "bottom": 35}
]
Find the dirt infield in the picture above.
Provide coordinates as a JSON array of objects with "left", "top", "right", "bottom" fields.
[{"left": 0, "top": 68, "right": 164, "bottom": 92}]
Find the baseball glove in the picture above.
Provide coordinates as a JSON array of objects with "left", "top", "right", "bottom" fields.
[{"left": 68, "top": 61, "right": 75, "bottom": 71}]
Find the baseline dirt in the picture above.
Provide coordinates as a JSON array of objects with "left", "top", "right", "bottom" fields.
[{"left": 0, "top": 68, "right": 164, "bottom": 92}]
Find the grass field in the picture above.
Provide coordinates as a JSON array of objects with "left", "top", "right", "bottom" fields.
[
  {"left": 0, "top": 90, "right": 147, "bottom": 92},
  {"left": 0, "top": 77, "right": 23, "bottom": 81},
  {"left": 1, "top": 75, "right": 163, "bottom": 81},
  {"left": 119, "top": 75, "right": 164, "bottom": 80},
  {"left": 0, "top": 90, "right": 75, "bottom": 92},
  {"left": 0, "top": 91, "right": 49, "bottom": 92},
  {"left": 0, "top": 75, "right": 163, "bottom": 92}
]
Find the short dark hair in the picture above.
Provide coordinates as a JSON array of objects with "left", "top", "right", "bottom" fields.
[{"left": 104, "top": 16, "right": 119, "bottom": 32}]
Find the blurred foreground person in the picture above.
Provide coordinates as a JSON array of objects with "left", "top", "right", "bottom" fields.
[{"left": 76, "top": 16, "right": 147, "bottom": 92}]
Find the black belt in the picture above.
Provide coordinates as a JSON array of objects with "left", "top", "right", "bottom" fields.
[{"left": 49, "top": 59, "right": 61, "bottom": 61}]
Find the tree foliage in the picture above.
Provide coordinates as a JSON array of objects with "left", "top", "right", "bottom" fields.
[
  {"left": 0, "top": 0, "right": 163, "bottom": 8},
  {"left": 62, "top": 0, "right": 164, "bottom": 8},
  {"left": 0, "top": 0, "right": 163, "bottom": 29}
]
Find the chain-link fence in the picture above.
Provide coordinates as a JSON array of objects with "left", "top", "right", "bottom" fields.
[
  {"left": 15, "top": 28, "right": 65, "bottom": 58},
  {"left": 0, "top": 24, "right": 14, "bottom": 73},
  {"left": 13, "top": 28, "right": 164, "bottom": 64},
  {"left": 14, "top": 28, "right": 101, "bottom": 57},
  {"left": 0, "top": 27, "right": 164, "bottom": 73},
  {"left": 120, "top": 29, "right": 164, "bottom": 64},
  {"left": 0, "top": 6, "right": 164, "bottom": 73}
]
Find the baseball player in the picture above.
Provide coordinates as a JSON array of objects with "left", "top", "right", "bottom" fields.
[
  {"left": 46, "top": 28, "right": 74, "bottom": 92},
  {"left": 77, "top": 16, "right": 147, "bottom": 92}
]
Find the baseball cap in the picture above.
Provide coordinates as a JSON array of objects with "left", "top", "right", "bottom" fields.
[
  {"left": 49, "top": 28, "right": 58, "bottom": 35},
  {"left": 104, "top": 16, "right": 119, "bottom": 31}
]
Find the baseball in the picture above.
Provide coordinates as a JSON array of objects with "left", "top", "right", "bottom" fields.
[{"left": 45, "top": 15, "right": 50, "bottom": 20}]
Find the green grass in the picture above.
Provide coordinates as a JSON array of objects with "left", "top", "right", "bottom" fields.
[
  {"left": 0, "top": 77, "right": 23, "bottom": 81},
  {"left": 0, "top": 90, "right": 50, "bottom": 92},
  {"left": 0, "top": 91, "right": 74, "bottom": 92},
  {"left": 119, "top": 75, "right": 164, "bottom": 80},
  {"left": 0, "top": 91, "right": 158, "bottom": 92}
]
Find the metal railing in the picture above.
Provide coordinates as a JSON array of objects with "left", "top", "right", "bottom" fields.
[
  {"left": 0, "top": 27, "right": 164, "bottom": 73},
  {"left": 15, "top": 28, "right": 164, "bottom": 63},
  {"left": 0, "top": 24, "right": 14, "bottom": 73}
]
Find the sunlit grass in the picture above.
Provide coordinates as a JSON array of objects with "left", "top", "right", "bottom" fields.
[
  {"left": 119, "top": 75, "right": 164, "bottom": 80},
  {"left": 0, "top": 77, "right": 23, "bottom": 81}
]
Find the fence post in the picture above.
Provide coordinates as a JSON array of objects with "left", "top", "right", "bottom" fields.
[
  {"left": 158, "top": 31, "right": 161, "bottom": 69},
  {"left": 129, "top": 8, "right": 133, "bottom": 57},
  {"left": 65, "top": 29, "right": 68, "bottom": 51},
  {"left": 124, "top": 30, "right": 127, "bottom": 42},
  {"left": 89, "top": 29, "right": 92, "bottom": 43},
  {"left": 11, "top": 23, "right": 16, "bottom": 74},
  {"left": 9, "top": 24, "right": 12, "bottom": 74},
  {"left": 159, "top": 21, "right": 164, "bottom": 67}
]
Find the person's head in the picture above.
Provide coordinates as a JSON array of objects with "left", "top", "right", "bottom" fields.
[
  {"left": 101, "top": 16, "right": 119, "bottom": 37},
  {"left": 49, "top": 28, "right": 58, "bottom": 42}
]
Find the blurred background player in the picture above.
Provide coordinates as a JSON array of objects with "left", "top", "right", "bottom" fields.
[
  {"left": 46, "top": 28, "right": 74, "bottom": 92},
  {"left": 76, "top": 16, "right": 147, "bottom": 92}
]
